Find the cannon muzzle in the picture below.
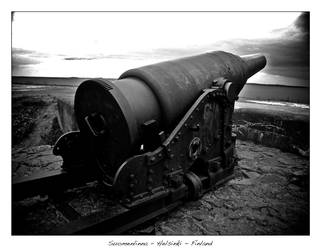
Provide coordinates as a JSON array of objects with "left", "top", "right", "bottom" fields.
[{"left": 241, "top": 53, "right": 267, "bottom": 79}]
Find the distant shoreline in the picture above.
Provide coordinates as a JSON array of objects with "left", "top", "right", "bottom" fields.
[{"left": 12, "top": 76, "right": 309, "bottom": 89}]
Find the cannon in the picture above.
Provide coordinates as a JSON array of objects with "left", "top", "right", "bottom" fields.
[{"left": 54, "top": 51, "right": 266, "bottom": 208}]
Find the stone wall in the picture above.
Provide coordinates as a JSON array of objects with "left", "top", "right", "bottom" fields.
[{"left": 233, "top": 108, "right": 309, "bottom": 157}]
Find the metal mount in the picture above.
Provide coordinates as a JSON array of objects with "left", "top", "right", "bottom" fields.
[
  {"left": 53, "top": 84, "right": 237, "bottom": 209},
  {"left": 111, "top": 86, "right": 237, "bottom": 207}
]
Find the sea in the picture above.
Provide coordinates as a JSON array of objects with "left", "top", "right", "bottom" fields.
[{"left": 12, "top": 76, "right": 310, "bottom": 107}]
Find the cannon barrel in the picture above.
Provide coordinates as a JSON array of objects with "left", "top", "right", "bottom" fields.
[{"left": 74, "top": 51, "right": 266, "bottom": 178}]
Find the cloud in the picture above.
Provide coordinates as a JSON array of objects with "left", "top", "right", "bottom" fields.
[
  {"left": 12, "top": 48, "right": 50, "bottom": 67},
  {"left": 63, "top": 53, "right": 153, "bottom": 61},
  {"left": 219, "top": 37, "right": 309, "bottom": 79},
  {"left": 12, "top": 48, "right": 50, "bottom": 58},
  {"left": 12, "top": 48, "right": 47, "bottom": 75},
  {"left": 12, "top": 55, "right": 41, "bottom": 66},
  {"left": 64, "top": 57, "right": 96, "bottom": 61},
  {"left": 208, "top": 12, "right": 310, "bottom": 84},
  {"left": 138, "top": 47, "right": 209, "bottom": 59},
  {"left": 272, "top": 12, "right": 309, "bottom": 39},
  {"left": 294, "top": 12, "right": 309, "bottom": 34},
  {"left": 12, "top": 54, "right": 41, "bottom": 75}
]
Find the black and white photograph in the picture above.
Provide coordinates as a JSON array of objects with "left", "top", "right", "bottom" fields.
[{"left": 10, "top": 11, "right": 310, "bottom": 239}]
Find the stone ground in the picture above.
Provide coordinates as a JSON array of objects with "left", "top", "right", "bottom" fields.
[
  {"left": 154, "top": 140, "right": 309, "bottom": 235},
  {"left": 12, "top": 140, "right": 309, "bottom": 235},
  {"left": 12, "top": 94, "right": 63, "bottom": 150},
  {"left": 12, "top": 145, "right": 62, "bottom": 179}
]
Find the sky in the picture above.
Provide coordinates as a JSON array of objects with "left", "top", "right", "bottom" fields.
[{"left": 11, "top": 12, "right": 309, "bottom": 87}]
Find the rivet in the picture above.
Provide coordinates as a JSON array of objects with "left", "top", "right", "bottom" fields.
[
  {"left": 150, "top": 156, "right": 156, "bottom": 163},
  {"left": 130, "top": 174, "right": 135, "bottom": 179},
  {"left": 129, "top": 183, "right": 134, "bottom": 188},
  {"left": 148, "top": 169, "right": 154, "bottom": 174}
]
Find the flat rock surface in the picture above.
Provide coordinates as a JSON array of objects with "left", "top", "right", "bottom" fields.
[
  {"left": 12, "top": 145, "right": 62, "bottom": 179},
  {"left": 12, "top": 140, "right": 309, "bottom": 235},
  {"left": 155, "top": 140, "right": 309, "bottom": 235}
]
